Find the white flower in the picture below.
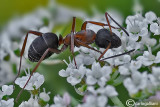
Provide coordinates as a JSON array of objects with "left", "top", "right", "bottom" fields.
[
  {"left": 75, "top": 54, "right": 95, "bottom": 66},
  {"left": 123, "top": 71, "right": 148, "bottom": 94},
  {"left": 141, "top": 35, "right": 157, "bottom": 46},
  {"left": 79, "top": 95, "right": 107, "bottom": 107},
  {"left": 1, "top": 85, "right": 13, "bottom": 96},
  {"left": 0, "top": 36, "right": 22, "bottom": 86},
  {"left": 19, "top": 98, "right": 40, "bottom": 107},
  {"left": 0, "top": 98, "right": 14, "bottom": 107},
  {"left": 91, "top": 85, "right": 119, "bottom": 97},
  {"left": 129, "top": 60, "right": 142, "bottom": 71},
  {"left": 39, "top": 88, "right": 50, "bottom": 102},
  {"left": 118, "top": 60, "right": 142, "bottom": 76},
  {"left": 114, "top": 54, "right": 131, "bottom": 66},
  {"left": 86, "top": 62, "right": 112, "bottom": 87},
  {"left": 148, "top": 67, "right": 160, "bottom": 87},
  {"left": 103, "top": 85, "right": 118, "bottom": 97},
  {"left": 126, "top": 14, "right": 148, "bottom": 41},
  {"left": 118, "top": 65, "right": 130, "bottom": 75},
  {"left": 63, "top": 57, "right": 76, "bottom": 69},
  {"left": 67, "top": 65, "right": 87, "bottom": 86},
  {"left": 51, "top": 93, "right": 71, "bottom": 107},
  {"left": 15, "top": 69, "right": 44, "bottom": 90},
  {"left": 119, "top": 32, "right": 141, "bottom": 51},
  {"left": 59, "top": 64, "right": 87, "bottom": 86},
  {"left": 59, "top": 68, "right": 71, "bottom": 77},
  {"left": 137, "top": 51, "right": 160, "bottom": 66},
  {"left": 145, "top": 11, "right": 157, "bottom": 24},
  {"left": 150, "top": 23, "right": 160, "bottom": 35}
]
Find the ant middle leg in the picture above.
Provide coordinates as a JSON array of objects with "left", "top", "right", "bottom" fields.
[{"left": 75, "top": 39, "right": 102, "bottom": 54}]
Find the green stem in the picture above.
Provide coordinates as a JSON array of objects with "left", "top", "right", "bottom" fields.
[
  {"left": 110, "top": 70, "right": 119, "bottom": 81},
  {"left": 110, "top": 96, "right": 125, "bottom": 107},
  {"left": 113, "top": 75, "right": 125, "bottom": 86}
]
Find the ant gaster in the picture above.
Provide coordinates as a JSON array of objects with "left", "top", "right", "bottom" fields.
[{"left": 14, "top": 12, "right": 134, "bottom": 102}]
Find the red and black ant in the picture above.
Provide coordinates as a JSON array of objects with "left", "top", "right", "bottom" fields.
[{"left": 14, "top": 12, "right": 135, "bottom": 102}]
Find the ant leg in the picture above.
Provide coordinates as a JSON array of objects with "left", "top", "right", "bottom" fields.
[
  {"left": 81, "top": 21, "right": 120, "bottom": 30},
  {"left": 75, "top": 39, "right": 102, "bottom": 54},
  {"left": 16, "top": 48, "right": 61, "bottom": 102},
  {"left": 60, "top": 44, "right": 68, "bottom": 52},
  {"left": 100, "top": 49, "right": 135, "bottom": 61},
  {"left": 70, "top": 17, "right": 77, "bottom": 69},
  {"left": 105, "top": 13, "right": 113, "bottom": 35},
  {"left": 13, "top": 31, "right": 43, "bottom": 87},
  {"left": 105, "top": 12, "right": 129, "bottom": 36},
  {"left": 98, "top": 42, "right": 111, "bottom": 61}
]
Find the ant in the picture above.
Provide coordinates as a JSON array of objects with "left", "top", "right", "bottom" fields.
[{"left": 14, "top": 12, "right": 135, "bottom": 102}]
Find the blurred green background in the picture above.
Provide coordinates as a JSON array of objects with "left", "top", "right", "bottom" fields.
[
  {"left": 1, "top": 0, "right": 160, "bottom": 106},
  {"left": 1, "top": 0, "right": 160, "bottom": 27}
]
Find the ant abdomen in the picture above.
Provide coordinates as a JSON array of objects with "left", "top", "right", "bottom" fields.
[
  {"left": 28, "top": 33, "right": 59, "bottom": 62},
  {"left": 95, "top": 29, "right": 121, "bottom": 49}
]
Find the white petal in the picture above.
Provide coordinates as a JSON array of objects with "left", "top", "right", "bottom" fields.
[
  {"left": 83, "top": 55, "right": 95, "bottom": 65},
  {"left": 97, "top": 95, "right": 108, "bottom": 107},
  {"left": 145, "top": 11, "right": 157, "bottom": 23},
  {"left": 105, "top": 85, "right": 118, "bottom": 97},
  {"left": 39, "top": 92, "right": 50, "bottom": 102},
  {"left": 54, "top": 95, "right": 62, "bottom": 104},
  {"left": 98, "top": 77, "right": 107, "bottom": 87},
  {"left": 63, "top": 93, "right": 71, "bottom": 106},
  {"left": 59, "top": 69, "right": 70, "bottom": 77},
  {"left": 150, "top": 23, "right": 159, "bottom": 34},
  {"left": 139, "top": 27, "right": 148, "bottom": 36},
  {"left": 67, "top": 76, "right": 81, "bottom": 86},
  {"left": 86, "top": 76, "right": 97, "bottom": 85},
  {"left": 101, "top": 66, "right": 112, "bottom": 77},
  {"left": 123, "top": 78, "right": 138, "bottom": 94},
  {"left": 130, "top": 60, "right": 142, "bottom": 70},
  {"left": 119, "top": 66, "right": 130, "bottom": 75},
  {"left": 123, "top": 55, "right": 131, "bottom": 63},
  {"left": 155, "top": 51, "right": 160, "bottom": 63},
  {"left": 142, "top": 60, "right": 153, "bottom": 66},
  {"left": 2, "top": 85, "right": 13, "bottom": 95},
  {"left": 148, "top": 74, "right": 157, "bottom": 86}
]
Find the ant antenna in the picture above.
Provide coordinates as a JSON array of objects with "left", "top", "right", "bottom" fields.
[
  {"left": 105, "top": 12, "right": 129, "bottom": 36},
  {"left": 100, "top": 49, "right": 135, "bottom": 61}
]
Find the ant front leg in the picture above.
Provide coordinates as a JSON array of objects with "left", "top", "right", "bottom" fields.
[
  {"left": 105, "top": 12, "right": 129, "bottom": 36},
  {"left": 70, "top": 17, "right": 78, "bottom": 69},
  {"left": 81, "top": 21, "right": 120, "bottom": 30},
  {"left": 16, "top": 48, "right": 61, "bottom": 102},
  {"left": 13, "top": 31, "right": 43, "bottom": 87}
]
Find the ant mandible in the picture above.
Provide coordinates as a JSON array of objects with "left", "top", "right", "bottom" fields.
[{"left": 14, "top": 12, "right": 134, "bottom": 102}]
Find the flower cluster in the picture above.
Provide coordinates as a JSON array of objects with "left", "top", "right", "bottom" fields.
[
  {"left": 0, "top": 0, "right": 160, "bottom": 106},
  {"left": 58, "top": 11, "right": 160, "bottom": 106},
  {"left": 0, "top": 85, "right": 14, "bottom": 107}
]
